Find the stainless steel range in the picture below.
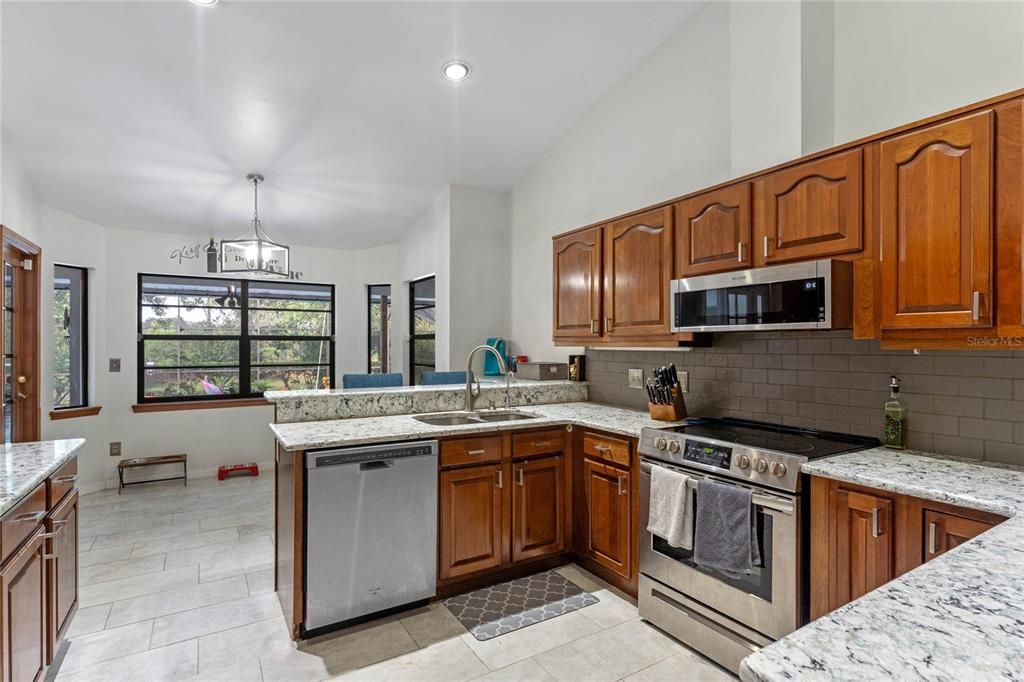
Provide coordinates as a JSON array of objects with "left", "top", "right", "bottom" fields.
[{"left": 637, "top": 418, "right": 877, "bottom": 673}]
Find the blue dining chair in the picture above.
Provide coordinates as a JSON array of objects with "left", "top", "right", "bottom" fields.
[
  {"left": 342, "top": 373, "right": 404, "bottom": 389},
  {"left": 421, "top": 371, "right": 472, "bottom": 385}
]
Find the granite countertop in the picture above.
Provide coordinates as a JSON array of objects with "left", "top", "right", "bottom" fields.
[
  {"left": 0, "top": 439, "right": 86, "bottom": 516},
  {"left": 270, "top": 401, "right": 678, "bottom": 451},
  {"left": 740, "top": 447, "right": 1024, "bottom": 682},
  {"left": 265, "top": 379, "right": 584, "bottom": 402}
]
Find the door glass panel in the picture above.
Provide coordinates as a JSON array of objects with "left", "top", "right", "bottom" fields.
[{"left": 3, "top": 261, "right": 14, "bottom": 443}]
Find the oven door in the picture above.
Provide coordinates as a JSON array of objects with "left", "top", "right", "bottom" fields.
[{"left": 639, "top": 459, "right": 800, "bottom": 639}]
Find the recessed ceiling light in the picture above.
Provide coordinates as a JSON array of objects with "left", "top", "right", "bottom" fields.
[
  {"left": 190, "top": 0, "right": 219, "bottom": 7},
  {"left": 442, "top": 61, "right": 471, "bottom": 82}
]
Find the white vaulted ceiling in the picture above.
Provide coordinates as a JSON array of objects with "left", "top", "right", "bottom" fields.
[{"left": 2, "top": 1, "right": 703, "bottom": 249}]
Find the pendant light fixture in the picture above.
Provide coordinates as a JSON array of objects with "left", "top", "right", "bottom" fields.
[{"left": 220, "top": 173, "right": 290, "bottom": 277}]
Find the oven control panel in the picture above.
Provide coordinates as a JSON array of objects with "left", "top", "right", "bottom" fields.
[{"left": 683, "top": 440, "right": 732, "bottom": 470}]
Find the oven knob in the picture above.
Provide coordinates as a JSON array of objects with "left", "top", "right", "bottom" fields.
[
  {"left": 654, "top": 437, "right": 668, "bottom": 451},
  {"left": 737, "top": 454, "right": 751, "bottom": 470},
  {"left": 754, "top": 457, "right": 768, "bottom": 473},
  {"left": 771, "top": 462, "right": 788, "bottom": 478},
  {"left": 667, "top": 440, "right": 681, "bottom": 454}
]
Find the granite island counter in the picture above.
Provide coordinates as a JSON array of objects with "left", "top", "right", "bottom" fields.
[{"left": 740, "top": 448, "right": 1024, "bottom": 682}]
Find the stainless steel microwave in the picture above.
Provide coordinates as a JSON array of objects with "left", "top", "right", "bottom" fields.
[{"left": 671, "top": 259, "right": 852, "bottom": 333}]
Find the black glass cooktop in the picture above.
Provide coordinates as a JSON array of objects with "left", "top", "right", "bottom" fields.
[{"left": 665, "top": 418, "right": 878, "bottom": 459}]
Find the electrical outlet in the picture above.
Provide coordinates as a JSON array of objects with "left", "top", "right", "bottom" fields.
[
  {"left": 109, "top": 441, "right": 122, "bottom": 457},
  {"left": 628, "top": 368, "right": 644, "bottom": 389},
  {"left": 109, "top": 358, "right": 121, "bottom": 372},
  {"left": 678, "top": 370, "right": 689, "bottom": 393}
]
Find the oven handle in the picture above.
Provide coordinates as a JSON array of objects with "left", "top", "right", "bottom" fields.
[{"left": 641, "top": 460, "right": 795, "bottom": 516}]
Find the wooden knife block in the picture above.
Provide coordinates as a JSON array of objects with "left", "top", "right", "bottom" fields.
[{"left": 648, "top": 386, "right": 687, "bottom": 421}]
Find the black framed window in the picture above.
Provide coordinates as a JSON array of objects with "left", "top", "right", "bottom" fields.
[
  {"left": 368, "top": 284, "right": 391, "bottom": 373},
  {"left": 53, "top": 265, "right": 88, "bottom": 409},
  {"left": 138, "top": 274, "right": 334, "bottom": 402},
  {"left": 408, "top": 276, "right": 436, "bottom": 385}
]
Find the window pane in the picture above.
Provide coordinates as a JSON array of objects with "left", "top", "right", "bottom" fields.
[
  {"left": 249, "top": 281, "right": 332, "bottom": 311},
  {"left": 414, "top": 338, "right": 435, "bottom": 365},
  {"left": 142, "top": 305, "right": 241, "bottom": 335},
  {"left": 250, "top": 339, "right": 329, "bottom": 366},
  {"left": 248, "top": 309, "right": 330, "bottom": 336},
  {"left": 368, "top": 285, "right": 391, "bottom": 374},
  {"left": 143, "top": 339, "right": 239, "bottom": 368},
  {"left": 143, "top": 368, "right": 239, "bottom": 399},
  {"left": 251, "top": 366, "right": 330, "bottom": 392},
  {"left": 53, "top": 265, "right": 87, "bottom": 408}
]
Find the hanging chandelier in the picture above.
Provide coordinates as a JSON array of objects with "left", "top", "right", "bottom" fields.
[{"left": 220, "top": 173, "right": 290, "bottom": 277}]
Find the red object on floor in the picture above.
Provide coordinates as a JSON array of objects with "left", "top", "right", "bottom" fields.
[{"left": 218, "top": 463, "right": 259, "bottom": 481}]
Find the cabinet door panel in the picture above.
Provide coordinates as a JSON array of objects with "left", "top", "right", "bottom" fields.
[
  {"left": 1, "top": 533, "right": 46, "bottom": 682},
  {"left": 512, "top": 456, "right": 565, "bottom": 562},
  {"left": 879, "top": 110, "right": 994, "bottom": 329},
  {"left": 553, "top": 227, "right": 603, "bottom": 339},
  {"left": 831, "top": 486, "right": 893, "bottom": 610},
  {"left": 675, "top": 184, "right": 752, "bottom": 276},
  {"left": 604, "top": 208, "right": 673, "bottom": 337},
  {"left": 49, "top": 492, "right": 78, "bottom": 651},
  {"left": 439, "top": 465, "right": 504, "bottom": 579},
  {"left": 923, "top": 509, "right": 993, "bottom": 561},
  {"left": 758, "top": 148, "right": 863, "bottom": 264},
  {"left": 582, "top": 458, "right": 631, "bottom": 580}
]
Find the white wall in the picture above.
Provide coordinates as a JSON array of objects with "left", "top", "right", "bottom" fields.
[
  {"left": 2, "top": 141, "right": 401, "bottom": 490},
  {"left": 508, "top": 0, "right": 1024, "bottom": 362}
]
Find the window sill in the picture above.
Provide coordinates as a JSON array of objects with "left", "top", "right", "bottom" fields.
[
  {"left": 131, "top": 398, "right": 271, "bottom": 413},
  {"left": 49, "top": 406, "right": 103, "bottom": 420}
]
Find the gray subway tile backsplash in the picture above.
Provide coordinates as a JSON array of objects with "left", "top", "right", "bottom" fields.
[{"left": 586, "top": 330, "right": 1024, "bottom": 466}]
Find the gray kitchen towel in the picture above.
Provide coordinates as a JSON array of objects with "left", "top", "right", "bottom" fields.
[
  {"left": 646, "top": 465, "right": 694, "bottom": 549},
  {"left": 693, "top": 479, "right": 761, "bottom": 576}
]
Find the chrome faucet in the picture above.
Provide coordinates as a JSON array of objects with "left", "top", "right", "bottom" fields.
[{"left": 465, "top": 345, "right": 508, "bottom": 412}]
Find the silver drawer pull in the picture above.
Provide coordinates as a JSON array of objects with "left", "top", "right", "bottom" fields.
[
  {"left": 928, "top": 521, "right": 937, "bottom": 555},
  {"left": 39, "top": 531, "right": 59, "bottom": 540},
  {"left": 13, "top": 511, "right": 46, "bottom": 524},
  {"left": 593, "top": 445, "right": 611, "bottom": 453},
  {"left": 533, "top": 441, "right": 552, "bottom": 448},
  {"left": 53, "top": 475, "right": 78, "bottom": 484},
  {"left": 466, "top": 449, "right": 486, "bottom": 456},
  {"left": 871, "top": 508, "right": 881, "bottom": 538}
]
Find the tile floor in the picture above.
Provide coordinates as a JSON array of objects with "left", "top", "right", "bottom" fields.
[{"left": 58, "top": 475, "right": 733, "bottom": 681}]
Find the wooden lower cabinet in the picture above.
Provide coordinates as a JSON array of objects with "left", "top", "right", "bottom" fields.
[
  {"left": 811, "top": 476, "right": 1003, "bottom": 620},
  {"left": 512, "top": 455, "right": 565, "bottom": 562},
  {"left": 0, "top": 531, "right": 47, "bottom": 682},
  {"left": 439, "top": 464, "right": 505, "bottom": 580},
  {"left": 579, "top": 457, "right": 631, "bottom": 581},
  {"left": 47, "top": 491, "right": 78, "bottom": 658}
]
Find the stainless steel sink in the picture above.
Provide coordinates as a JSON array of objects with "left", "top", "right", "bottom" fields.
[
  {"left": 412, "top": 410, "right": 539, "bottom": 426},
  {"left": 475, "top": 411, "right": 538, "bottom": 422},
  {"left": 412, "top": 414, "right": 482, "bottom": 426}
]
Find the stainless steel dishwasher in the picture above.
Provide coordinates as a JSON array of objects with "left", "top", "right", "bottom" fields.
[{"left": 305, "top": 439, "right": 438, "bottom": 632}]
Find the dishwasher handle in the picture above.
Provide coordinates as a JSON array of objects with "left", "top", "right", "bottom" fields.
[{"left": 360, "top": 460, "right": 394, "bottom": 471}]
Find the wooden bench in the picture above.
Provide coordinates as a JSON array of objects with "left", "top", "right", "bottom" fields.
[{"left": 117, "top": 454, "right": 188, "bottom": 493}]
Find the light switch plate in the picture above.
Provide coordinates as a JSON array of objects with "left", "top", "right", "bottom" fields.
[
  {"left": 628, "top": 368, "right": 644, "bottom": 389},
  {"left": 109, "top": 442, "right": 122, "bottom": 457},
  {"left": 109, "top": 358, "right": 121, "bottom": 372}
]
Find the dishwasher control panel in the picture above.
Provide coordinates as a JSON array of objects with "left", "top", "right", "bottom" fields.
[{"left": 307, "top": 440, "right": 439, "bottom": 468}]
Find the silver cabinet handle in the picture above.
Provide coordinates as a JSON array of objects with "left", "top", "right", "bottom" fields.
[
  {"left": 534, "top": 441, "right": 552, "bottom": 448},
  {"left": 737, "top": 242, "right": 744, "bottom": 262},
  {"left": 972, "top": 291, "right": 981, "bottom": 321},
  {"left": 54, "top": 474, "right": 79, "bottom": 484},
  {"left": 605, "top": 317, "right": 613, "bottom": 332},
  {"left": 516, "top": 468, "right": 524, "bottom": 487},
  {"left": 928, "top": 521, "right": 937, "bottom": 555},
  {"left": 871, "top": 507, "right": 880, "bottom": 538},
  {"left": 495, "top": 469, "right": 503, "bottom": 489},
  {"left": 594, "top": 445, "right": 611, "bottom": 453},
  {"left": 14, "top": 511, "right": 46, "bottom": 524},
  {"left": 591, "top": 319, "right": 600, "bottom": 334},
  {"left": 466, "top": 449, "right": 486, "bottom": 456},
  {"left": 39, "top": 531, "right": 59, "bottom": 540},
  {"left": 763, "top": 235, "right": 770, "bottom": 258},
  {"left": 617, "top": 476, "right": 627, "bottom": 496}
]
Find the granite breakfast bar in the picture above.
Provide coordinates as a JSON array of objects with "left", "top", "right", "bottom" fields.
[{"left": 740, "top": 449, "right": 1024, "bottom": 682}]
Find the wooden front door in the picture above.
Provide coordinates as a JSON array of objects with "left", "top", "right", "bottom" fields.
[
  {"left": 603, "top": 207, "right": 673, "bottom": 338},
  {"left": 878, "top": 110, "right": 994, "bottom": 329},
  {"left": 512, "top": 455, "right": 565, "bottom": 562},
  {"left": 439, "top": 465, "right": 504, "bottom": 579},
  {"left": 581, "top": 458, "right": 631, "bottom": 580},
  {"left": 830, "top": 486, "right": 894, "bottom": 610},
  {"left": 674, "top": 183, "right": 752, "bottom": 276},
  {"left": 0, "top": 227, "right": 41, "bottom": 443},
  {"left": 756, "top": 148, "right": 863, "bottom": 265},
  {"left": 552, "top": 226, "right": 603, "bottom": 339}
]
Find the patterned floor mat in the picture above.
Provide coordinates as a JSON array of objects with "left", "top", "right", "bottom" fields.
[{"left": 443, "top": 569, "right": 599, "bottom": 641}]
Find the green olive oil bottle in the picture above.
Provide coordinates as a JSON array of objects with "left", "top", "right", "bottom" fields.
[{"left": 884, "top": 375, "right": 906, "bottom": 450}]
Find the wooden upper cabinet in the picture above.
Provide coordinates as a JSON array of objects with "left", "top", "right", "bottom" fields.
[
  {"left": 603, "top": 207, "right": 673, "bottom": 337},
  {"left": 552, "top": 226, "right": 603, "bottom": 339},
  {"left": 830, "top": 485, "right": 894, "bottom": 610},
  {"left": 675, "top": 183, "right": 752, "bottom": 276},
  {"left": 512, "top": 455, "right": 565, "bottom": 563},
  {"left": 879, "top": 109, "right": 995, "bottom": 329},
  {"left": 756, "top": 148, "right": 864, "bottom": 265}
]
